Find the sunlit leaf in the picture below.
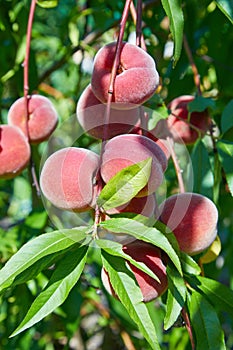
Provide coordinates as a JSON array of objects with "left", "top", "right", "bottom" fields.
[
  {"left": 11, "top": 245, "right": 88, "bottom": 337},
  {"left": 189, "top": 291, "right": 226, "bottom": 350},
  {"left": 164, "top": 264, "right": 186, "bottom": 330},
  {"left": 100, "top": 218, "right": 182, "bottom": 275},
  {"left": 102, "top": 252, "right": 161, "bottom": 350},
  {"left": 97, "top": 158, "right": 152, "bottom": 210}
]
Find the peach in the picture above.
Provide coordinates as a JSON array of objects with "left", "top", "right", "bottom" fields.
[
  {"left": 40, "top": 147, "right": 100, "bottom": 212},
  {"left": 158, "top": 192, "right": 218, "bottom": 255},
  {"left": 106, "top": 194, "right": 156, "bottom": 217},
  {"left": 76, "top": 84, "right": 140, "bottom": 139},
  {"left": 100, "top": 134, "right": 167, "bottom": 197},
  {"left": 101, "top": 241, "right": 168, "bottom": 302},
  {"left": 91, "top": 42, "right": 159, "bottom": 109},
  {"left": 131, "top": 123, "right": 172, "bottom": 160},
  {"left": 8, "top": 94, "right": 58, "bottom": 143},
  {"left": 167, "top": 95, "right": 211, "bottom": 144},
  {"left": 0, "top": 124, "right": 30, "bottom": 179}
]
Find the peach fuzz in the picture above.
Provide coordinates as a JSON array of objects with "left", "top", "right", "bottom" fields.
[
  {"left": 0, "top": 124, "right": 30, "bottom": 179},
  {"left": 159, "top": 192, "right": 218, "bottom": 255},
  {"left": 76, "top": 84, "right": 139, "bottom": 139},
  {"left": 40, "top": 147, "right": 100, "bottom": 212},
  {"left": 100, "top": 134, "right": 167, "bottom": 197},
  {"left": 101, "top": 241, "right": 168, "bottom": 302},
  {"left": 167, "top": 95, "right": 211, "bottom": 144},
  {"left": 8, "top": 94, "right": 58, "bottom": 143},
  {"left": 91, "top": 42, "right": 159, "bottom": 109}
]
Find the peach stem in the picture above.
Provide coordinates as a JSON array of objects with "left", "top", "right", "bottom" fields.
[
  {"left": 93, "top": 0, "right": 133, "bottom": 231},
  {"left": 166, "top": 136, "right": 185, "bottom": 193},
  {"left": 181, "top": 307, "right": 195, "bottom": 350},
  {"left": 183, "top": 34, "right": 202, "bottom": 96},
  {"left": 23, "top": 0, "right": 37, "bottom": 136},
  {"left": 130, "top": 1, "right": 146, "bottom": 50},
  {"left": 23, "top": 0, "right": 41, "bottom": 196}
]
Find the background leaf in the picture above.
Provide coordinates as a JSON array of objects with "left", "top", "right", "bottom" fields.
[
  {"left": 215, "top": 0, "right": 233, "bottom": 24},
  {"left": 161, "top": 0, "right": 184, "bottom": 65},
  {"left": 217, "top": 140, "right": 233, "bottom": 196}
]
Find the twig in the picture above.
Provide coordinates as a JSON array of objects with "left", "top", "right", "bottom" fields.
[
  {"left": 23, "top": 0, "right": 41, "bottom": 196},
  {"left": 181, "top": 307, "right": 195, "bottom": 350},
  {"left": 130, "top": 1, "right": 146, "bottom": 50},
  {"left": 93, "top": 0, "right": 133, "bottom": 230},
  {"left": 166, "top": 136, "right": 185, "bottom": 193},
  {"left": 183, "top": 34, "right": 202, "bottom": 96}
]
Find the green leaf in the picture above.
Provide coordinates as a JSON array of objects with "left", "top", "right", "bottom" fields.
[
  {"left": 221, "top": 99, "right": 233, "bottom": 134},
  {"left": 164, "top": 264, "right": 187, "bottom": 330},
  {"left": 101, "top": 252, "right": 161, "bottom": 350},
  {"left": 99, "top": 218, "right": 182, "bottom": 275},
  {"left": 97, "top": 158, "right": 152, "bottom": 211},
  {"left": 96, "top": 239, "right": 160, "bottom": 283},
  {"left": 189, "top": 291, "right": 226, "bottom": 350},
  {"left": 186, "top": 275, "right": 233, "bottom": 319},
  {"left": 217, "top": 140, "right": 233, "bottom": 195},
  {"left": 11, "top": 245, "right": 88, "bottom": 337},
  {"left": 191, "top": 140, "right": 214, "bottom": 198},
  {"left": 161, "top": 0, "right": 184, "bottom": 65},
  {"left": 215, "top": 0, "right": 233, "bottom": 24},
  {"left": 179, "top": 252, "right": 201, "bottom": 275},
  {"left": 188, "top": 96, "right": 216, "bottom": 113},
  {"left": 0, "top": 227, "right": 90, "bottom": 293},
  {"left": 36, "top": 0, "right": 58, "bottom": 8}
]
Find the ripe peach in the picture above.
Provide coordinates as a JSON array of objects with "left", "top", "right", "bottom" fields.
[
  {"left": 8, "top": 94, "right": 58, "bottom": 143},
  {"left": 91, "top": 42, "right": 159, "bottom": 109},
  {"left": 100, "top": 134, "right": 167, "bottom": 197},
  {"left": 101, "top": 241, "right": 168, "bottom": 302},
  {"left": 0, "top": 124, "right": 30, "bottom": 179},
  {"left": 167, "top": 95, "right": 211, "bottom": 144},
  {"left": 106, "top": 194, "right": 156, "bottom": 217},
  {"left": 131, "top": 123, "right": 172, "bottom": 160},
  {"left": 40, "top": 147, "right": 100, "bottom": 212},
  {"left": 76, "top": 84, "right": 139, "bottom": 139},
  {"left": 158, "top": 192, "right": 218, "bottom": 255}
]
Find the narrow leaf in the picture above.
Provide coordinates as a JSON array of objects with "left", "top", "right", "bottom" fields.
[
  {"left": 189, "top": 291, "right": 226, "bottom": 350},
  {"left": 102, "top": 252, "right": 161, "bottom": 350},
  {"left": 0, "top": 227, "right": 89, "bottom": 293},
  {"left": 215, "top": 0, "right": 233, "bottom": 24},
  {"left": 96, "top": 239, "right": 160, "bottom": 283},
  {"left": 161, "top": 0, "right": 184, "bottom": 65},
  {"left": 221, "top": 99, "right": 233, "bottom": 133},
  {"left": 36, "top": 0, "right": 58, "bottom": 8},
  {"left": 164, "top": 264, "right": 187, "bottom": 330},
  {"left": 97, "top": 158, "right": 152, "bottom": 210},
  {"left": 179, "top": 252, "right": 201, "bottom": 275},
  {"left": 188, "top": 96, "right": 215, "bottom": 113},
  {"left": 11, "top": 245, "right": 88, "bottom": 337},
  {"left": 217, "top": 140, "right": 233, "bottom": 195},
  {"left": 191, "top": 140, "right": 214, "bottom": 198},
  {"left": 100, "top": 218, "right": 182, "bottom": 275},
  {"left": 186, "top": 275, "right": 233, "bottom": 319}
]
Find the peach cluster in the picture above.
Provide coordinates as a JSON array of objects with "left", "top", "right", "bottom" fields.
[
  {"left": 40, "top": 41, "right": 219, "bottom": 304},
  {"left": 0, "top": 94, "right": 58, "bottom": 179},
  {"left": 76, "top": 41, "right": 160, "bottom": 139}
]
